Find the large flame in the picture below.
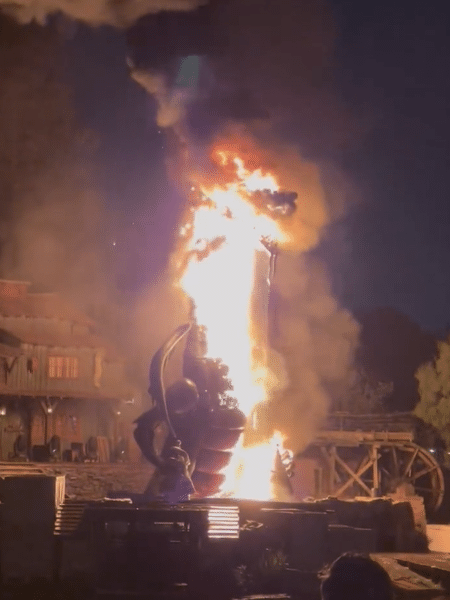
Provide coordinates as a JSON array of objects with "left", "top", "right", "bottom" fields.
[
  {"left": 221, "top": 431, "right": 292, "bottom": 500},
  {"left": 178, "top": 149, "right": 291, "bottom": 499}
]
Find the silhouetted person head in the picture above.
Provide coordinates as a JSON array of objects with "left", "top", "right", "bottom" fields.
[{"left": 320, "top": 553, "right": 393, "bottom": 600}]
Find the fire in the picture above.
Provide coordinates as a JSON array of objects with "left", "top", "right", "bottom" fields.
[
  {"left": 178, "top": 149, "right": 292, "bottom": 499},
  {"left": 220, "top": 431, "right": 292, "bottom": 500}
]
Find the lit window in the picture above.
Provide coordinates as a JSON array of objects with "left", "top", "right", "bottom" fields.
[
  {"left": 48, "top": 357, "right": 56, "bottom": 378},
  {"left": 48, "top": 356, "right": 79, "bottom": 379}
]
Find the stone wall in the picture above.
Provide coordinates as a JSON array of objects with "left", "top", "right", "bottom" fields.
[{"left": 40, "top": 462, "right": 155, "bottom": 500}]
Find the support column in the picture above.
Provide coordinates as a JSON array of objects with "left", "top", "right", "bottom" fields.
[{"left": 39, "top": 399, "right": 58, "bottom": 445}]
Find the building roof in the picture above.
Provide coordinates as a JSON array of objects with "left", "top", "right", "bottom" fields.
[
  {"left": 0, "top": 290, "right": 95, "bottom": 327},
  {"left": 0, "top": 281, "right": 121, "bottom": 361}
]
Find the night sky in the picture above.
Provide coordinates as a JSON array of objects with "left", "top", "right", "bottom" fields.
[{"left": 64, "top": 0, "right": 450, "bottom": 334}]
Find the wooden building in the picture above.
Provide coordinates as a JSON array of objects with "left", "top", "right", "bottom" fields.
[{"left": 0, "top": 279, "right": 139, "bottom": 461}]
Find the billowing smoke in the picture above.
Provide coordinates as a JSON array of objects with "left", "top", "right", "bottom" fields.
[
  {"left": 126, "top": 0, "right": 356, "bottom": 154},
  {"left": 0, "top": 14, "right": 127, "bottom": 327},
  {"left": 267, "top": 254, "right": 359, "bottom": 452},
  {"left": 0, "top": 0, "right": 204, "bottom": 27},
  {"left": 130, "top": 68, "right": 188, "bottom": 136},
  {"left": 125, "top": 0, "right": 360, "bottom": 450},
  {"left": 183, "top": 128, "right": 360, "bottom": 452},
  {"left": 0, "top": 0, "right": 361, "bottom": 451}
]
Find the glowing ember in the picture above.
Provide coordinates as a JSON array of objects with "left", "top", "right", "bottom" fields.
[{"left": 178, "top": 150, "right": 291, "bottom": 499}]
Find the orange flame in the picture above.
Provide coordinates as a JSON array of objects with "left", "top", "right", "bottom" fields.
[
  {"left": 178, "top": 150, "right": 290, "bottom": 498},
  {"left": 220, "top": 431, "right": 292, "bottom": 500}
]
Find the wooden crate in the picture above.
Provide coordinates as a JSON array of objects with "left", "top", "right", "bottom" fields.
[{"left": 0, "top": 474, "right": 65, "bottom": 524}]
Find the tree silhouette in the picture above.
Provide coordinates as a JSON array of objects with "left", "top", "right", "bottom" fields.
[{"left": 415, "top": 339, "right": 450, "bottom": 447}]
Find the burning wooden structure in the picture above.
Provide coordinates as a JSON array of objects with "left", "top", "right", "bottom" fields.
[{"left": 0, "top": 279, "right": 137, "bottom": 462}]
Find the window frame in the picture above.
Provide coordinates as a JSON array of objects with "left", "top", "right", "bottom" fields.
[{"left": 47, "top": 355, "right": 79, "bottom": 379}]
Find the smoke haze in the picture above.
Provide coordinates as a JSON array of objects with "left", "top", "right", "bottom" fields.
[
  {"left": 0, "top": 16, "right": 118, "bottom": 320},
  {"left": 0, "top": 0, "right": 204, "bottom": 27},
  {"left": 268, "top": 253, "right": 359, "bottom": 452},
  {"left": 126, "top": 0, "right": 361, "bottom": 446},
  {"left": 0, "top": 162, "right": 113, "bottom": 306},
  {"left": 0, "top": 0, "right": 362, "bottom": 448}
]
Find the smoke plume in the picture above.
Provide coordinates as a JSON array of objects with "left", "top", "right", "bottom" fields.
[
  {"left": 127, "top": 0, "right": 358, "bottom": 154},
  {"left": 0, "top": 0, "right": 204, "bottom": 27},
  {"left": 125, "top": 0, "right": 361, "bottom": 448},
  {"left": 183, "top": 128, "right": 360, "bottom": 451},
  {"left": 268, "top": 254, "right": 359, "bottom": 452},
  {"left": 1, "top": 0, "right": 361, "bottom": 449}
]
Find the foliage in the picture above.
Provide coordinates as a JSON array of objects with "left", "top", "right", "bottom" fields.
[{"left": 414, "top": 339, "right": 450, "bottom": 447}]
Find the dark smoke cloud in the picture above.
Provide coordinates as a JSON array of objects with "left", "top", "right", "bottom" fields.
[
  {"left": 127, "top": 0, "right": 359, "bottom": 154},
  {"left": 0, "top": 0, "right": 205, "bottom": 27}
]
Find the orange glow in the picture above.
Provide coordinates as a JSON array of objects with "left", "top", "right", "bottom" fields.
[
  {"left": 220, "top": 431, "right": 289, "bottom": 500},
  {"left": 178, "top": 150, "right": 290, "bottom": 498}
]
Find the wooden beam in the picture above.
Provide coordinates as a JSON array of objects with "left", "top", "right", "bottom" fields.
[
  {"left": 315, "top": 430, "right": 414, "bottom": 443},
  {"left": 319, "top": 445, "right": 342, "bottom": 490},
  {"left": 334, "top": 452, "right": 374, "bottom": 497},
  {"left": 372, "top": 444, "right": 379, "bottom": 493},
  {"left": 403, "top": 447, "right": 419, "bottom": 478},
  {"left": 333, "top": 450, "right": 373, "bottom": 497},
  {"left": 410, "top": 465, "right": 438, "bottom": 482},
  {"left": 391, "top": 446, "right": 399, "bottom": 478},
  {"left": 330, "top": 446, "right": 336, "bottom": 490}
]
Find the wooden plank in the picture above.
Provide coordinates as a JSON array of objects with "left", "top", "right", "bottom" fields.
[
  {"left": 97, "top": 436, "right": 110, "bottom": 462},
  {"left": 371, "top": 555, "right": 445, "bottom": 594},
  {"left": 376, "top": 552, "right": 450, "bottom": 574},
  {"left": 334, "top": 453, "right": 374, "bottom": 497},
  {"left": 333, "top": 451, "right": 373, "bottom": 497},
  {"left": 315, "top": 430, "right": 414, "bottom": 443},
  {"left": 372, "top": 444, "right": 379, "bottom": 491}
]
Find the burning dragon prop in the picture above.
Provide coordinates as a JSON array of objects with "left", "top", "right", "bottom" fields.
[{"left": 134, "top": 151, "right": 298, "bottom": 502}]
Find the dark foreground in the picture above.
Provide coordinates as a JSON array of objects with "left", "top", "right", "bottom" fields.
[{"left": 2, "top": 475, "right": 450, "bottom": 600}]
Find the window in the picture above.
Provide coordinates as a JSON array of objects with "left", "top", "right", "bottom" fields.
[{"left": 48, "top": 356, "right": 79, "bottom": 379}]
